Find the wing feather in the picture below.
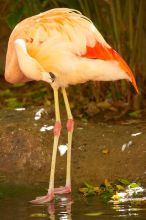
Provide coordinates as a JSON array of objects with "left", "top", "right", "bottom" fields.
[{"left": 82, "top": 42, "right": 138, "bottom": 93}]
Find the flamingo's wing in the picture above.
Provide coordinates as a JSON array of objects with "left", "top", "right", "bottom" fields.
[{"left": 82, "top": 41, "right": 138, "bottom": 93}]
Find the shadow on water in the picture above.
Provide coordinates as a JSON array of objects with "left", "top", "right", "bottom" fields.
[{"left": 0, "top": 185, "right": 146, "bottom": 220}]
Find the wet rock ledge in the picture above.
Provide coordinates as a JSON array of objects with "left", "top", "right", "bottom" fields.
[{"left": 0, "top": 108, "right": 146, "bottom": 186}]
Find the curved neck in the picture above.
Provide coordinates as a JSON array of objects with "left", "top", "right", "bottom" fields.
[{"left": 14, "top": 39, "right": 43, "bottom": 81}]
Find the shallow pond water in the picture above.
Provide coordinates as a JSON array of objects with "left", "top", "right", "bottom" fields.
[{"left": 0, "top": 185, "right": 146, "bottom": 220}]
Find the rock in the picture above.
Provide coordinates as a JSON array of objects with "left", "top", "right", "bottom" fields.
[{"left": 0, "top": 108, "right": 146, "bottom": 186}]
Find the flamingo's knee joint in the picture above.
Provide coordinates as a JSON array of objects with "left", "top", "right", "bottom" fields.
[
  {"left": 54, "top": 121, "right": 62, "bottom": 136},
  {"left": 67, "top": 118, "right": 74, "bottom": 132}
]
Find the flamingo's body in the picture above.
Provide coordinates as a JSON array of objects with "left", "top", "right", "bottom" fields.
[{"left": 5, "top": 8, "right": 138, "bottom": 204}]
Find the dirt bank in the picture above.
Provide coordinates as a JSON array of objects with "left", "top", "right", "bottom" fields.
[{"left": 0, "top": 108, "right": 146, "bottom": 187}]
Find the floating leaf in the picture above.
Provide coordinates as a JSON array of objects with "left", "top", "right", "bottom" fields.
[
  {"left": 118, "top": 178, "right": 131, "bottom": 186},
  {"left": 129, "top": 182, "right": 141, "bottom": 188},
  {"left": 79, "top": 183, "right": 99, "bottom": 196},
  {"left": 85, "top": 211, "right": 103, "bottom": 216},
  {"left": 116, "top": 184, "right": 125, "bottom": 191},
  {"left": 30, "top": 213, "right": 47, "bottom": 218}
]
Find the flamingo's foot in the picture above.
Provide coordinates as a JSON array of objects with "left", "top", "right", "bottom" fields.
[
  {"left": 30, "top": 191, "right": 54, "bottom": 204},
  {"left": 54, "top": 185, "right": 71, "bottom": 194}
]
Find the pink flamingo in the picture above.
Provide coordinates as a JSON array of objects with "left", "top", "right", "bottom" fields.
[{"left": 5, "top": 8, "right": 138, "bottom": 204}]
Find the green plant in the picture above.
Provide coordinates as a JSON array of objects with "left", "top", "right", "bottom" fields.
[{"left": 79, "top": 179, "right": 143, "bottom": 202}]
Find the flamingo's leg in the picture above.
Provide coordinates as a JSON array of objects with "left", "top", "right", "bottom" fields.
[
  {"left": 54, "top": 88, "right": 74, "bottom": 194},
  {"left": 31, "top": 88, "right": 61, "bottom": 204}
]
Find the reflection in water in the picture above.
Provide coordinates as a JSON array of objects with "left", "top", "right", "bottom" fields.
[
  {"left": 112, "top": 201, "right": 139, "bottom": 217},
  {"left": 1, "top": 192, "right": 146, "bottom": 220},
  {"left": 47, "top": 195, "right": 72, "bottom": 220},
  {"left": 29, "top": 191, "right": 146, "bottom": 220}
]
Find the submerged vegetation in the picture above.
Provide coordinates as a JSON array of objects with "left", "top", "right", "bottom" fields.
[{"left": 0, "top": 0, "right": 146, "bottom": 116}]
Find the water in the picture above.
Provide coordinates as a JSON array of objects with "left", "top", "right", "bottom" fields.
[{"left": 0, "top": 185, "right": 146, "bottom": 220}]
